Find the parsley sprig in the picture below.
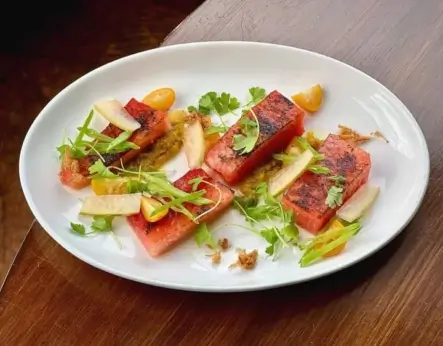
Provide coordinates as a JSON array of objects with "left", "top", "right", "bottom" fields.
[
  {"left": 188, "top": 87, "right": 267, "bottom": 135},
  {"left": 233, "top": 183, "right": 299, "bottom": 259}
]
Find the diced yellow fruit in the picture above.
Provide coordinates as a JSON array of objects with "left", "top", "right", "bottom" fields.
[
  {"left": 94, "top": 99, "right": 141, "bottom": 132},
  {"left": 291, "top": 84, "right": 323, "bottom": 113},
  {"left": 141, "top": 196, "right": 169, "bottom": 222},
  {"left": 80, "top": 194, "right": 141, "bottom": 216},
  {"left": 91, "top": 177, "right": 129, "bottom": 195},
  {"left": 142, "top": 88, "right": 176, "bottom": 111},
  {"left": 168, "top": 109, "right": 188, "bottom": 124},
  {"left": 183, "top": 119, "right": 205, "bottom": 169},
  {"left": 268, "top": 149, "right": 314, "bottom": 196}
]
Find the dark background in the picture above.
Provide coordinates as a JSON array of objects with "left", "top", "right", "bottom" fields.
[{"left": 0, "top": 0, "right": 203, "bottom": 282}]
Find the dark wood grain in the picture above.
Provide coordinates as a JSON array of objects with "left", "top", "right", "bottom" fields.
[
  {"left": 2, "top": 0, "right": 443, "bottom": 344},
  {"left": 0, "top": 0, "right": 203, "bottom": 284}
]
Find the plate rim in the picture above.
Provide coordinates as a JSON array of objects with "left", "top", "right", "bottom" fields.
[{"left": 19, "top": 41, "right": 430, "bottom": 292}]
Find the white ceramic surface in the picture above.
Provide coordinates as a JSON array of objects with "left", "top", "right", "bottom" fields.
[{"left": 19, "top": 42, "right": 429, "bottom": 292}]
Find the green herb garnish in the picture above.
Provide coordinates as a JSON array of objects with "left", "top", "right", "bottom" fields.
[
  {"left": 299, "top": 222, "right": 361, "bottom": 266},
  {"left": 188, "top": 177, "right": 204, "bottom": 192},
  {"left": 56, "top": 110, "right": 139, "bottom": 161},
  {"left": 70, "top": 222, "right": 87, "bottom": 235},
  {"left": 88, "top": 160, "right": 118, "bottom": 178},
  {"left": 205, "top": 125, "right": 228, "bottom": 136},
  {"left": 297, "top": 137, "right": 324, "bottom": 161},
  {"left": 232, "top": 109, "right": 260, "bottom": 155},
  {"left": 232, "top": 183, "right": 299, "bottom": 259},
  {"left": 308, "top": 165, "right": 330, "bottom": 175},
  {"left": 70, "top": 216, "right": 121, "bottom": 249},
  {"left": 91, "top": 215, "right": 114, "bottom": 232},
  {"left": 245, "top": 87, "right": 266, "bottom": 106},
  {"left": 325, "top": 175, "right": 346, "bottom": 208},
  {"left": 325, "top": 186, "right": 344, "bottom": 208},
  {"left": 194, "top": 223, "right": 218, "bottom": 249}
]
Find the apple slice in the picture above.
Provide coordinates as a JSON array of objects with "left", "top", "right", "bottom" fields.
[
  {"left": 79, "top": 193, "right": 141, "bottom": 216},
  {"left": 183, "top": 119, "right": 205, "bottom": 169},
  {"left": 337, "top": 184, "right": 380, "bottom": 222},
  {"left": 268, "top": 149, "right": 314, "bottom": 196},
  {"left": 94, "top": 99, "right": 141, "bottom": 132}
]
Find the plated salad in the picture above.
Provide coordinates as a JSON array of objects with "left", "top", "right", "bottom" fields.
[{"left": 58, "top": 84, "right": 385, "bottom": 269}]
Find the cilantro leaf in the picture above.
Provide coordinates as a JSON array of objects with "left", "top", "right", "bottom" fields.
[
  {"left": 188, "top": 105, "right": 198, "bottom": 112},
  {"left": 326, "top": 185, "right": 344, "bottom": 208},
  {"left": 198, "top": 91, "right": 217, "bottom": 115},
  {"left": 91, "top": 215, "right": 114, "bottom": 232},
  {"left": 249, "top": 87, "right": 266, "bottom": 104},
  {"left": 88, "top": 160, "right": 117, "bottom": 178},
  {"left": 205, "top": 125, "right": 227, "bottom": 136},
  {"left": 194, "top": 223, "right": 217, "bottom": 249},
  {"left": 70, "top": 222, "right": 87, "bottom": 235},
  {"left": 232, "top": 111, "right": 260, "bottom": 155},
  {"left": 214, "top": 92, "right": 240, "bottom": 115}
]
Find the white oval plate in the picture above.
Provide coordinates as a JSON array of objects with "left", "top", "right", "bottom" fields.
[{"left": 19, "top": 42, "right": 429, "bottom": 292}]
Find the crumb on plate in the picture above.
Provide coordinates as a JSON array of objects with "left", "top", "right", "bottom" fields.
[
  {"left": 218, "top": 238, "right": 230, "bottom": 251},
  {"left": 370, "top": 130, "right": 389, "bottom": 143},
  {"left": 338, "top": 124, "right": 372, "bottom": 143},
  {"left": 229, "top": 249, "right": 258, "bottom": 270}
]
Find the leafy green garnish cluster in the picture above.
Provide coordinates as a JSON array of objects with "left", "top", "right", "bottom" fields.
[
  {"left": 70, "top": 215, "right": 122, "bottom": 249},
  {"left": 194, "top": 223, "right": 218, "bottom": 249},
  {"left": 188, "top": 87, "right": 266, "bottom": 136},
  {"left": 57, "top": 110, "right": 139, "bottom": 160},
  {"left": 233, "top": 182, "right": 299, "bottom": 259},
  {"left": 232, "top": 110, "right": 260, "bottom": 155}
]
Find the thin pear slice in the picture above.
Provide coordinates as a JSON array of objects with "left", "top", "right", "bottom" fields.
[
  {"left": 94, "top": 99, "right": 141, "bottom": 132},
  {"left": 79, "top": 193, "right": 141, "bottom": 216},
  {"left": 183, "top": 119, "right": 206, "bottom": 169},
  {"left": 268, "top": 149, "right": 314, "bottom": 196},
  {"left": 337, "top": 184, "right": 380, "bottom": 222}
]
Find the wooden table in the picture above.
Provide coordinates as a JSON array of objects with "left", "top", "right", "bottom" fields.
[{"left": 2, "top": 0, "right": 443, "bottom": 344}]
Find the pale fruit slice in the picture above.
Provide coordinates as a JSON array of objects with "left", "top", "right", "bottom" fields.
[
  {"left": 94, "top": 99, "right": 141, "bottom": 132},
  {"left": 337, "top": 184, "right": 380, "bottom": 222},
  {"left": 291, "top": 84, "right": 323, "bottom": 113},
  {"left": 141, "top": 196, "right": 169, "bottom": 222},
  {"left": 91, "top": 177, "right": 130, "bottom": 195},
  {"left": 79, "top": 193, "right": 141, "bottom": 216},
  {"left": 268, "top": 149, "right": 314, "bottom": 196},
  {"left": 183, "top": 119, "right": 205, "bottom": 169}
]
